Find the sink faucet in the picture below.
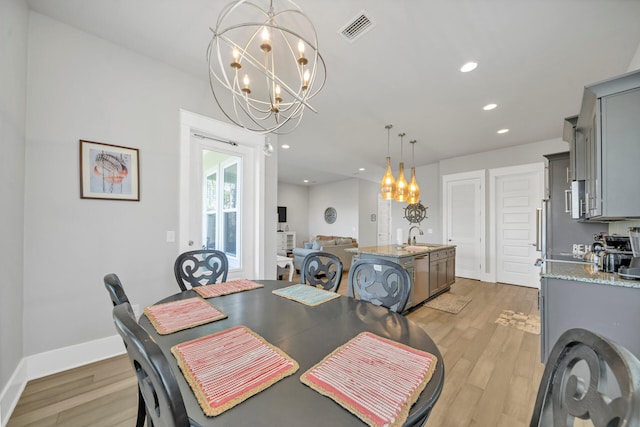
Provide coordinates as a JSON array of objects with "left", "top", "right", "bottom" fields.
[{"left": 408, "top": 226, "right": 424, "bottom": 245}]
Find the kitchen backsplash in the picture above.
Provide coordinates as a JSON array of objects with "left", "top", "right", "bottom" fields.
[{"left": 609, "top": 220, "right": 640, "bottom": 236}]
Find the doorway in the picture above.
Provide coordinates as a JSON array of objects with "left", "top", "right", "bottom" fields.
[
  {"left": 442, "top": 170, "right": 485, "bottom": 280},
  {"left": 490, "top": 163, "right": 544, "bottom": 288},
  {"left": 179, "top": 110, "right": 266, "bottom": 280}
]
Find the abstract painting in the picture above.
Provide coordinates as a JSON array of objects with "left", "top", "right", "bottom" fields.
[{"left": 80, "top": 140, "right": 140, "bottom": 201}]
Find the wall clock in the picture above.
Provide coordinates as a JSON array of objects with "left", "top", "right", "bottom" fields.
[{"left": 324, "top": 207, "right": 337, "bottom": 224}]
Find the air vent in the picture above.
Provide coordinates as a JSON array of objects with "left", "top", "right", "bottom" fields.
[{"left": 339, "top": 11, "right": 375, "bottom": 42}]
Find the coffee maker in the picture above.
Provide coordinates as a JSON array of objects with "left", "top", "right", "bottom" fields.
[{"left": 619, "top": 227, "right": 640, "bottom": 279}]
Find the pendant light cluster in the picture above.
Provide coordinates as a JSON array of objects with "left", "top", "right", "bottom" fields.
[{"left": 379, "top": 124, "right": 421, "bottom": 203}]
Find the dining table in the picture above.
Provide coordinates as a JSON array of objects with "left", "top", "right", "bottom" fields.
[{"left": 138, "top": 280, "right": 445, "bottom": 426}]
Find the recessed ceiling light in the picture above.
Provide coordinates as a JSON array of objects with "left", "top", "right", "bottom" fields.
[
  {"left": 483, "top": 103, "right": 497, "bottom": 111},
  {"left": 281, "top": 144, "right": 290, "bottom": 149},
  {"left": 359, "top": 167, "right": 365, "bottom": 171},
  {"left": 460, "top": 62, "right": 478, "bottom": 72},
  {"left": 497, "top": 129, "right": 509, "bottom": 134},
  {"left": 303, "top": 179, "right": 309, "bottom": 183}
]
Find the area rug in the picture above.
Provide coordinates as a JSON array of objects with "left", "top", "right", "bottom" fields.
[
  {"left": 495, "top": 310, "right": 540, "bottom": 335},
  {"left": 424, "top": 292, "right": 472, "bottom": 314}
]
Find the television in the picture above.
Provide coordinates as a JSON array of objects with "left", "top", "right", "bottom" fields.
[{"left": 277, "top": 206, "right": 287, "bottom": 223}]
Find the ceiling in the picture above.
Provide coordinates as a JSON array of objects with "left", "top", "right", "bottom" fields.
[{"left": 26, "top": 0, "right": 640, "bottom": 185}]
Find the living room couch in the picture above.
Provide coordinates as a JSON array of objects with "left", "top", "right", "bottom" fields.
[{"left": 292, "top": 236, "right": 358, "bottom": 272}]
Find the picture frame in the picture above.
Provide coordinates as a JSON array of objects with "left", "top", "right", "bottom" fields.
[{"left": 80, "top": 140, "right": 140, "bottom": 201}]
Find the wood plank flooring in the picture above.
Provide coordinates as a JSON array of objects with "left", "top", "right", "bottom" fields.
[{"left": 7, "top": 276, "right": 544, "bottom": 427}]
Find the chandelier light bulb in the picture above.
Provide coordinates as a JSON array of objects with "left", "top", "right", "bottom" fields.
[
  {"left": 298, "top": 39, "right": 305, "bottom": 56},
  {"left": 242, "top": 74, "right": 251, "bottom": 94}
]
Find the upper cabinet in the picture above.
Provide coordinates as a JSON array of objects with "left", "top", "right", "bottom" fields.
[{"left": 573, "top": 70, "right": 640, "bottom": 221}]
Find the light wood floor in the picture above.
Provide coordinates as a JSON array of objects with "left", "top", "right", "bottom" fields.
[{"left": 7, "top": 276, "right": 544, "bottom": 427}]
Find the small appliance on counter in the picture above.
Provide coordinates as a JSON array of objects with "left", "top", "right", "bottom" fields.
[
  {"left": 618, "top": 227, "right": 640, "bottom": 279},
  {"left": 583, "top": 233, "right": 633, "bottom": 273}
]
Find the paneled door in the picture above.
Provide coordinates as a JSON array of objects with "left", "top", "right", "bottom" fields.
[
  {"left": 442, "top": 170, "right": 485, "bottom": 280},
  {"left": 490, "top": 163, "right": 544, "bottom": 288}
]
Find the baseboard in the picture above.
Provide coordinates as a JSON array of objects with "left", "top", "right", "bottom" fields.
[
  {"left": 0, "top": 335, "right": 125, "bottom": 427},
  {"left": 0, "top": 358, "right": 27, "bottom": 427}
]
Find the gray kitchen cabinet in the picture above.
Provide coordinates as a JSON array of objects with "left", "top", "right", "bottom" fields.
[
  {"left": 544, "top": 152, "right": 602, "bottom": 256},
  {"left": 576, "top": 70, "right": 640, "bottom": 220},
  {"left": 540, "top": 277, "right": 640, "bottom": 362},
  {"left": 445, "top": 248, "right": 456, "bottom": 286},
  {"left": 429, "top": 249, "right": 450, "bottom": 297}
]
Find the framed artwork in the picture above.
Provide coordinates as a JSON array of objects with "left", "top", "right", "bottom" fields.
[{"left": 80, "top": 140, "right": 140, "bottom": 201}]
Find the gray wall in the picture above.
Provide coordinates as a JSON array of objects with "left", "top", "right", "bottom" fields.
[
  {"left": 0, "top": 0, "right": 28, "bottom": 400},
  {"left": 21, "top": 12, "right": 276, "bottom": 356}
]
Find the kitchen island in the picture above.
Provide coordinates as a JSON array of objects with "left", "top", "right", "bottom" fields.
[
  {"left": 540, "top": 262, "right": 640, "bottom": 362},
  {"left": 354, "top": 244, "right": 456, "bottom": 310}
]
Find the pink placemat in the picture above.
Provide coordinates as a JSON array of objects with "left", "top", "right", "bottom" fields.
[
  {"left": 193, "top": 279, "right": 264, "bottom": 298},
  {"left": 144, "top": 297, "right": 227, "bottom": 335},
  {"left": 171, "top": 326, "right": 298, "bottom": 416},
  {"left": 300, "top": 332, "right": 438, "bottom": 427}
]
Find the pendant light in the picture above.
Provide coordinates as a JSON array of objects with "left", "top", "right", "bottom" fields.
[
  {"left": 379, "top": 124, "right": 396, "bottom": 200},
  {"left": 395, "top": 133, "right": 408, "bottom": 202},
  {"left": 407, "top": 140, "right": 421, "bottom": 204}
]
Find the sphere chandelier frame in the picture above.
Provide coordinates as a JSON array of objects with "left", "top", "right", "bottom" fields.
[{"left": 207, "top": 0, "right": 327, "bottom": 134}]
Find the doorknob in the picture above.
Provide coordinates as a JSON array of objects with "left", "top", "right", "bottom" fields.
[
  {"left": 448, "top": 239, "right": 452, "bottom": 242},
  {"left": 188, "top": 240, "right": 194, "bottom": 246}
]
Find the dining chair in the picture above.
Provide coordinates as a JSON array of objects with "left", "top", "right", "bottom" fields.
[
  {"left": 103, "top": 273, "right": 145, "bottom": 427},
  {"left": 174, "top": 249, "right": 229, "bottom": 291},
  {"left": 347, "top": 258, "right": 412, "bottom": 313},
  {"left": 530, "top": 328, "right": 640, "bottom": 427},
  {"left": 301, "top": 251, "right": 343, "bottom": 292},
  {"left": 113, "top": 303, "right": 203, "bottom": 427}
]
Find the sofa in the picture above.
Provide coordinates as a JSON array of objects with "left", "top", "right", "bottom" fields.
[{"left": 292, "top": 235, "right": 358, "bottom": 272}]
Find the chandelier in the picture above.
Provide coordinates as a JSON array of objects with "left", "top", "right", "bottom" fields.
[
  {"left": 395, "top": 133, "right": 408, "bottom": 202},
  {"left": 207, "top": 0, "right": 327, "bottom": 134},
  {"left": 379, "top": 126, "right": 421, "bottom": 203},
  {"left": 407, "top": 140, "right": 421, "bottom": 204},
  {"left": 380, "top": 124, "right": 396, "bottom": 200}
]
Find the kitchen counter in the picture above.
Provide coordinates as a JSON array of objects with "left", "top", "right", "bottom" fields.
[
  {"left": 354, "top": 244, "right": 456, "bottom": 310},
  {"left": 541, "top": 261, "right": 640, "bottom": 289},
  {"left": 356, "top": 244, "right": 455, "bottom": 258}
]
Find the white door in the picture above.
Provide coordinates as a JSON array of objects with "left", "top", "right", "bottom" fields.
[
  {"left": 179, "top": 110, "right": 265, "bottom": 280},
  {"left": 490, "top": 164, "right": 544, "bottom": 288},
  {"left": 443, "top": 171, "right": 485, "bottom": 280}
]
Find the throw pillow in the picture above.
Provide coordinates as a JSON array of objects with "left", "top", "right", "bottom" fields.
[
  {"left": 337, "top": 238, "right": 352, "bottom": 245},
  {"left": 322, "top": 239, "right": 336, "bottom": 246},
  {"left": 304, "top": 242, "right": 313, "bottom": 249},
  {"left": 311, "top": 240, "right": 321, "bottom": 250}
]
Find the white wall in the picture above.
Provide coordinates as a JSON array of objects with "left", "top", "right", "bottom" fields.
[
  {"left": 22, "top": 12, "right": 276, "bottom": 357},
  {"left": 357, "top": 180, "right": 379, "bottom": 247},
  {"left": 276, "top": 182, "right": 309, "bottom": 247},
  {"left": 308, "top": 179, "right": 359, "bottom": 240},
  {"left": 0, "top": 0, "right": 28, "bottom": 414},
  {"left": 628, "top": 42, "right": 640, "bottom": 71}
]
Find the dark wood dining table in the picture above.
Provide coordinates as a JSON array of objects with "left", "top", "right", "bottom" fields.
[{"left": 138, "top": 280, "right": 444, "bottom": 426}]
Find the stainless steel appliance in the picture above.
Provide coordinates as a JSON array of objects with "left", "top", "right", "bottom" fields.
[
  {"left": 619, "top": 227, "right": 640, "bottom": 279},
  {"left": 538, "top": 152, "right": 604, "bottom": 271}
]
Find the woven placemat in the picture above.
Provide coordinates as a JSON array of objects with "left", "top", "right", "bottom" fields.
[
  {"left": 144, "top": 297, "right": 227, "bottom": 335},
  {"left": 171, "top": 326, "right": 298, "bottom": 416},
  {"left": 193, "top": 279, "right": 263, "bottom": 298},
  {"left": 300, "top": 332, "right": 438, "bottom": 427},
  {"left": 272, "top": 284, "right": 340, "bottom": 306}
]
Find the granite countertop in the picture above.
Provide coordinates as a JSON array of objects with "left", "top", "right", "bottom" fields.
[
  {"left": 541, "top": 261, "right": 640, "bottom": 289},
  {"left": 356, "top": 244, "right": 455, "bottom": 258}
]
